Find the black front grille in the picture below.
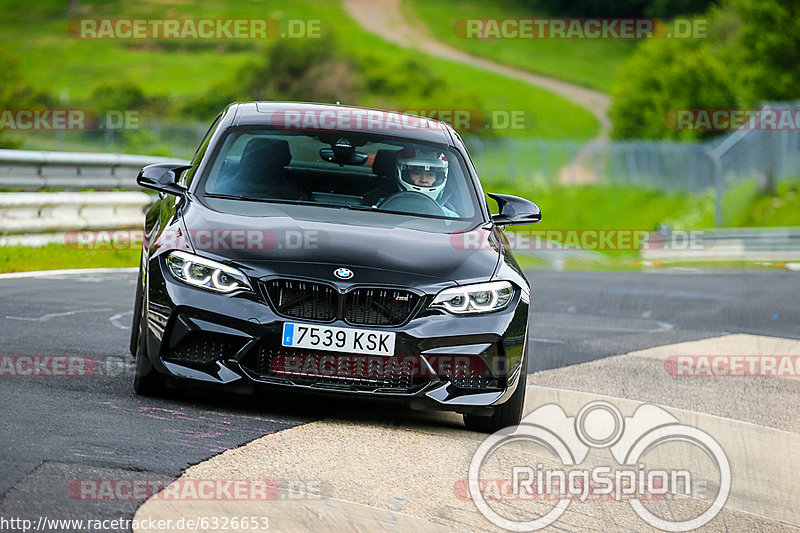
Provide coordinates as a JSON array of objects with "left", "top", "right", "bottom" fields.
[
  {"left": 431, "top": 354, "right": 499, "bottom": 390},
  {"left": 165, "top": 333, "right": 244, "bottom": 365},
  {"left": 263, "top": 279, "right": 420, "bottom": 326},
  {"left": 345, "top": 288, "right": 420, "bottom": 326},
  {"left": 264, "top": 279, "right": 338, "bottom": 321},
  {"left": 449, "top": 371, "right": 498, "bottom": 390},
  {"left": 243, "top": 343, "right": 427, "bottom": 392}
]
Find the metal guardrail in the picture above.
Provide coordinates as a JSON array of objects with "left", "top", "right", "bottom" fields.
[
  {"left": 0, "top": 149, "right": 798, "bottom": 262},
  {"left": 0, "top": 149, "right": 186, "bottom": 239},
  {"left": 0, "top": 149, "right": 189, "bottom": 191},
  {"left": 0, "top": 192, "right": 154, "bottom": 235},
  {"left": 641, "top": 227, "right": 800, "bottom": 262}
]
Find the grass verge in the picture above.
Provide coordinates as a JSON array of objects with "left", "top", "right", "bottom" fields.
[
  {"left": 2, "top": 0, "right": 599, "bottom": 159},
  {"left": 0, "top": 244, "right": 139, "bottom": 273},
  {"left": 405, "top": 0, "right": 635, "bottom": 92}
]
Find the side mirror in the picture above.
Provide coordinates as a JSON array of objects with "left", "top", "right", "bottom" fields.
[
  {"left": 136, "top": 163, "right": 191, "bottom": 196},
  {"left": 488, "top": 193, "right": 542, "bottom": 226}
]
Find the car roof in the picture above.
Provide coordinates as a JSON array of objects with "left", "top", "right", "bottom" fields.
[{"left": 227, "top": 101, "right": 455, "bottom": 145}]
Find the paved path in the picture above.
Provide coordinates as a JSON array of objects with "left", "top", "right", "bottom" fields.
[
  {"left": 342, "top": 0, "right": 611, "bottom": 182},
  {"left": 2, "top": 269, "right": 797, "bottom": 531}
]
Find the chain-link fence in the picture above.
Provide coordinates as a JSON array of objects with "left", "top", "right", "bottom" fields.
[
  {"left": 709, "top": 103, "right": 800, "bottom": 193},
  {"left": 467, "top": 102, "right": 800, "bottom": 195},
  {"left": 467, "top": 137, "right": 722, "bottom": 192},
  {"left": 8, "top": 101, "right": 799, "bottom": 222},
  {"left": 10, "top": 120, "right": 209, "bottom": 160},
  {"left": 466, "top": 101, "right": 800, "bottom": 225}
]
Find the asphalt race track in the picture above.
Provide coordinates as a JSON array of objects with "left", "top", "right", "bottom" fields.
[{"left": 0, "top": 268, "right": 797, "bottom": 530}]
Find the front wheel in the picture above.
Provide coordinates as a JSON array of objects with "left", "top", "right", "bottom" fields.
[
  {"left": 464, "top": 353, "right": 527, "bottom": 433},
  {"left": 133, "top": 308, "right": 167, "bottom": 397}
]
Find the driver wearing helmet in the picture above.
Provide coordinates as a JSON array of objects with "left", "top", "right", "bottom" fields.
[{"left": 364, "top": 148, "right": 459, "bottom": 217}]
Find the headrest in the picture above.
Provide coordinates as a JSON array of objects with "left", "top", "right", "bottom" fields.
[
  {"left": 372, "top": 149, "right": 399, "bottom": 178},
  {"left": 239, "top": 138, "right": 292, "bottom": 172}
]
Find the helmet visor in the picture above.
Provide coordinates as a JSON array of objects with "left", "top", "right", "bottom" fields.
[{"left": 399, "top": 164, "right": 446, "bottom": 187}]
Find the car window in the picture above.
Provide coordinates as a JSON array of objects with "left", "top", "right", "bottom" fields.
[
  {"left": 198, "top": 129, "right": 480, "bottom": 221},
  {"left": 180, "top": 113, "right": 221, "bottom": 188}
]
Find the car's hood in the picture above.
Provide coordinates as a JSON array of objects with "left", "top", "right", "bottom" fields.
[{"left": 181, "top": 200, "right": 501, "bottom": 286}]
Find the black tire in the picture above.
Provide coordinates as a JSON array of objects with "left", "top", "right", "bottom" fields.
[
  {"left": 129, "top": 260, "right": 144, "bottom": 358},
  {"left": 133, "top": 307, "right": 167, "bottom": 397},
  {"left": 463, "top": 352, "right": 528, "bottom": 433}
]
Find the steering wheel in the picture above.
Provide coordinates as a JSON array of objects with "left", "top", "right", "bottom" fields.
[{"left": 377, "top": 191, "right": 445, "bottom": 216}]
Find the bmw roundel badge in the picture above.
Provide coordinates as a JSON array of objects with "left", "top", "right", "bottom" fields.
[{"left": 334, "top": 267, "right": 353, "bottom": 280}]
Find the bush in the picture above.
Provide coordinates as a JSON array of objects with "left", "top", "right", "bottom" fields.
[
  {"left": 178, "top": 33, "right": 489, "bottom": 134},
  {"left": 0, "top": 51, "right": 54, "bottom": 148},
  {"left": 723, "top": 0, "right": 800, "bottom": 106},
  {"left": 180, "top": 35, "right": 359, "bottom": 119},
  {"left": 512, "top": 0, "right": 715, "bottom": 18},
  {"left": 240, "top": 35, "right": 358, "bottom": 104},
  {"left": 610, "top": 39, "right": 737, "bottom": 140},
  {"left": 89, "top": 80, "right": 148, "bottom": 115},
  {"left": 609, "top": 0, "right": 800, "bottom": 140}
]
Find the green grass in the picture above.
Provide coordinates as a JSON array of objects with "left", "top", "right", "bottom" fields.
[
  {"left": 485, "top": 179, "right": 800, "bottom": 233},
  {"left": 488, "top": 184, "right": 713, "bottom": 231},
  {"left": 0, "top": 243, "right": 139, "bottom": 273},
  {"left": 518, "top": 255, "right": 796, "bottom": 272},
  {"left": 1, "top": 180, "right": 797, "bottom": 274},
  {"left": 405, "top": 0, "right": 636, "bottom": 92},
  {"left": 1, "top": 0, "right": 599, "bottom": 152},
  {"left": 2, "top": 0, "right": 287, "bottom": 101},
  {"left": 722, "top": 181, "right": 800, "bottom": 227}
]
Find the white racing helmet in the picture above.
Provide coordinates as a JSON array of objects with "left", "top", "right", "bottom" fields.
[{"left": 396, "top": 148, "right": 448, "bottom": 201}]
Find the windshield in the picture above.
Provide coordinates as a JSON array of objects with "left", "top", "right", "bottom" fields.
[{"left": 196, "top": 128, "right": 482, "bottom": 222}]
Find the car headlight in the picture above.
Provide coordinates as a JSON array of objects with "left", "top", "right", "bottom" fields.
[
  {"left": 166, "top": 251, "right": 251, "bottom": 293},
  {"left": 431, "top": 281, "right": 515, "bottom": 314}
]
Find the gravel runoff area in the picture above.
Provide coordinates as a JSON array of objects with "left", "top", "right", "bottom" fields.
[{"left": 133, "top": 334, "right": 800, "bottom": 532}]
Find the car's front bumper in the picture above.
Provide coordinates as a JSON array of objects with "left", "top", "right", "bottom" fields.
[{"left": 142, "top": 260, "right": 529, "bottom": 415}]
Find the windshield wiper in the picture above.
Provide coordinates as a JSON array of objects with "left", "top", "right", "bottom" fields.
[
  {"left": 345, "top": 204, "right": 453, "bottom": 219},
  {"left": 204, "top": 193, "right": 305, "bottom": 205},
  {"left": 204, "top": 194, "right": 456, "bottom": 219},
  {"left": 204, "top": 193, "right": 270, "bottom": 202}
]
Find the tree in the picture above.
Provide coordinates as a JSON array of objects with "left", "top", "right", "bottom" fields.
[
  {"left": 609, "top": 39, "right": 737, "bottom": 140},
  {"left": 0, "top": 52, "right": 53, "bottom": 148},
  {"left": 726, "top": 0, "right": 800, "bottom": 106}
]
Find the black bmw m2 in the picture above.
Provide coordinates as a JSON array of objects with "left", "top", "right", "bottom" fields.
[{"left": 131, "top": 102, "right": 541, "bottom": 432}]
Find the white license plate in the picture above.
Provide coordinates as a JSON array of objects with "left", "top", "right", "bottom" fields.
[{"left": 281, "top": 322, "right": 396, "bottom": 356}]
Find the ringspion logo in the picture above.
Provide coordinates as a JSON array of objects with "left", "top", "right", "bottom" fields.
[{"left": 468, "top": 401, "right": 730, "bottom": 531}]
